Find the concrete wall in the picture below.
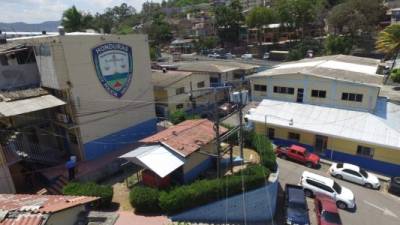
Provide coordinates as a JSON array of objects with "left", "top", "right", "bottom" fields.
[
  {"left": 0, "top": 145, "right": 16, "bottom": 193},
  {"left": 46, "top": 205, "right": 84, "bottom": 225},
  {"left": 254, "top": 122, "right": 400, "bottom": 176},
  {"left": 250, "top": 74, "right": 379, "bottom": 111},
  {"left": 171, "top": 171, "right": 279, "bottom": 223},
  {"left": 0, "top": 63, "right": 39, "bottom": 90}
]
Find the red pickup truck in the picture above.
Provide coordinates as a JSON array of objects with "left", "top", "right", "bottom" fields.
[{"left": 275, "top": 145, "right": 320, "bottom": 168}]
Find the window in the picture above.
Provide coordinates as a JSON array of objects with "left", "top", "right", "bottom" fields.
[
  {"left": 273, "top": 86, "right": 294, "bottom": 94},
  {"left": 254, "top": 84, "right": 267, "bottom": 92},
  {"left": 197, "top": 81, "right": 205, "bottom": 88},
  {"left": 311, "top": 90, "right": 326, "bottom": 98},
  {"left": 357, "top": 145, "right": 374, "bottom": 158},
  {"left": 267, "top": 128, "right": 275, "bottom": 139},
  {"left": 343, "top": 169, "right": 361, "bottom": 177},
  {"left": 176, "top": 104, "right": 184, "bottom": 109},
  {"left": 342, "top": 92, "right": 363, "bottom": 102},
  {"left": 175, "top": 87, "right": 185, "bottom": 95},
  {"left": 234, "top": 73, "right": 243, "bottom": 79},
  {"left": 307, "top": 179, "right": 334, "bottom": 193},
  {"left": 288, "top": 132, "right": 300, "bottom": 141}
]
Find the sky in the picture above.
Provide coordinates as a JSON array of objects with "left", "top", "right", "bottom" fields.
[{"left": 0, "top": 0, "right": 162, "bottom": 23}]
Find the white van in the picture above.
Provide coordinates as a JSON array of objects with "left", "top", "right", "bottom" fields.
[{"left": 299, "top": 171, "right": 356, "bottom": 209}]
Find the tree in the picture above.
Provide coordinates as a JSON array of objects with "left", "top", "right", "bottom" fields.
[
  {"left": 61, "top": 6, "right": 93, "bottom": 32},
  {"left": 276, "top": 0, "right": 325, "bottom": 39},
  {"left": 246, "top": 6, "right": 276, "bottom": 44},
  {"left": 147, "top": 13, "right": 173, "bottom": 45},
  {"left": 214, "top": 0, "right": 244, "bottom": 46},
  {"left": 376, "top": 24, "right": 400, "bottom": 58},
  {"left": 328, "top": 0, "right": 385, "bottom": 36},
  {"left": 324, "top": 35, "right": 352, "bottom": 55}
]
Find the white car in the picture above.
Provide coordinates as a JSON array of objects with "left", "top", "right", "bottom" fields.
[
  {"left": 329, "top": 163, "right": 380, "bottom": 189},
  {"left": 300, "top": 171, "right": 356, "bottom": 209},
  {"left": 208, "top": 53, "right": 220, "bottom": 58},
  {"left": 241, "top": 53, "right": 253, "bottom": 60}
]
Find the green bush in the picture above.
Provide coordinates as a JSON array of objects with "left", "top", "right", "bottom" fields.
[
  {"left": 324, "top": 35, "right": 352, "bottom": 55},
  {"left": 168, "top": 110, "right": 200, "bottom": 125},
  {"left": 391, "top": 68, "right": 400, "bottom": 83},
  {"left": 251, "top": 133, "right": 277, "bottom": 172},
  {"left": 63, "top": 182, "right": 113, "bottom": 208},
  {"left": 130, "top": 186, "right": 161, "bottom": 213},
  {"left": 158, "top": 165, "right": 268, "bottom": 214}
]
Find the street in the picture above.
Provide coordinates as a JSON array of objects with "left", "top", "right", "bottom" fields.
[{"left": 276, "top": 158, "right": 400, "bottom": 225}]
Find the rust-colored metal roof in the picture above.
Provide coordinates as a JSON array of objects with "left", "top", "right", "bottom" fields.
[
  {"left": 0, "top": 194, "right": 99, "bottom": 214},
  {"left": 0, "top": 214, "right": 44, "bottom": 225},
  {"left": 141, "top": 119, "right": 228, "bottom": 157}
]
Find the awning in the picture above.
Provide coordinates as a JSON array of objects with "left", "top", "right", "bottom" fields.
[
  {"left": 119, "top": 145, "right": 185, "bottom": 178},
  {"left": 0, "top": 95, "right": 66, "bottom": 117}
]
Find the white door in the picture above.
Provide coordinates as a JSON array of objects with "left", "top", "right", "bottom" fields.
[{"left": 343, "top": 169, "right": 363, "bottom": 184}]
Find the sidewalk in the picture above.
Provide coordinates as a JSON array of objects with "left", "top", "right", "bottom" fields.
[{"left": 115, "top": 211, "right": 170, "bottom": 225}]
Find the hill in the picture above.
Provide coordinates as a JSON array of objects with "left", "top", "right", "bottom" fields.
[{"left": 0, "top": 21, "right": 60, "bottom": 32}]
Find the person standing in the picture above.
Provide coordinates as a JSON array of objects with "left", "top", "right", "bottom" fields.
[{"left": 66, "top": 156, "right": 76, "bottom": 181}]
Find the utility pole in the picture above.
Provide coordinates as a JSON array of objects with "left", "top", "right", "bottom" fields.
[
  {"left": 189, "top": 81, "right": 196, "bottom": 113},
  {"left": 213, "top": 88, "right": 221, "bottom": 178},
  {"left": 239, "top": 89, "right": 244, "bottom": 161}
]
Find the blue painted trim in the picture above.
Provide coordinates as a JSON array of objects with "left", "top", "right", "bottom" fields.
[
  {"left": 83, "top": 118, "right": 157, "bottom": 160},
  {"left": 184, "top": 156, "right": 213, "bottom": 183},
  {"left": 271, "top": 138, "right": 400, "bottom": 177}
]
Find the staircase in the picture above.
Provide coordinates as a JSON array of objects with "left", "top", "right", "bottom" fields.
[{"left": 36, "top": 175, "right": 69, "bottom": 195}]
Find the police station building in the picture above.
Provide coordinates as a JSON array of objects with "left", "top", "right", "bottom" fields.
[{"left": 12, "top": 33, "right": 157, "bottom": 161}]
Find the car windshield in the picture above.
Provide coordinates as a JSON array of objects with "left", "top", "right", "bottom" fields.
[
  {"left": 322, "top": 211, "right": 342, "bottom": 224},
  {"left": 336, "top": 163, "right": 343, "bottom": 168},
  {"left": 360, "top": 169, "right": 368, "bottom": 178},
  {"left": 333, "top": 181, "right": 342, "bottom": 194}
]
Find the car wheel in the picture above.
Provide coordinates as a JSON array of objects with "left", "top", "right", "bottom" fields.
[
  {"left": 335, "top": 174, "right": 343, "bottom": 180},
  {"left": 281, "top": 155, "right": 288, "bottom": 160},
  {"left": 306, "top": 162, "right": 313, "bottom": 168},
  {"left": 304, "top": 189, "right": 313, "bottom": 198},
  {"left": 365, "top": 183, "right": 373, "bottom": 189},
  {"left": 337, "top": 201, "right": 347, "bottom": 209}
]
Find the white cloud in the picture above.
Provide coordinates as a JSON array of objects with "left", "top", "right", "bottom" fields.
[{"left": 0, "top": 0, "right": 162, "bottom": 23}]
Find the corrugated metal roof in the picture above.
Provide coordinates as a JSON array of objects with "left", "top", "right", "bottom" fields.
[
  {"left": 120, "top": 145, "right": 185, "bottom": 178},
  {"left": 152, "top": 70, "right": 192, "bottom": 87},
  {"left": 0, "top": 88, "right": 48, "bottom": 102},
  {"left": 249, "top": 55, "right": 383, "bottom": 86},
  {"left": 0, "top": 194, "right": 98, "bottom": 213},
  {"left": 248, "top": 99, "right": 400, "bottom": 150},
  {"left": 0, "top": 214, "right": 44, "bottom": 225},
  {"left": 0, "top": 95, "right": 65, "bottom": 117},
  {"left": 141, "top": 119, "right": 228, "bottom": 157}
]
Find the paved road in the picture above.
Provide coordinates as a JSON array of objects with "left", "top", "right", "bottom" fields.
[{"left": 277, "top": 158, "right": 400, "bottom": 225}]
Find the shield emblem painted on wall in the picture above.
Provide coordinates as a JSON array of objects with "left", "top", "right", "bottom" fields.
[{"left": 92, "top": 43, "right": 133, "bottom": 98}]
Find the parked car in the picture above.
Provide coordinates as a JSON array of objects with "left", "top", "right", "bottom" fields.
[
  {"left": 314, "top": 194, "right": 343, "bottom": 225},
  {"left": 329, "top": 163, "right": 380, "bottom": 189},
  {"left": 241, "top": 53, "right": 253, "bottom": 60},
  {"left": 388, "top": 176, "right": 400, "bottom": 196},
  {"left": 225, "top": 52, "right": 235, "bottom": 59},
  {"left": 300, "top": 171, "right": 356, "bottom": 209},
  {"left": 208, "top": 52, "right": 220, "bottom": 58},
  {"left": 218, "top": 102, "right": 237, "bottom": 116},
  {"left": 275, "top": 145, "right": 320, "bottom": 168},
  {"left": 284, "top": 184, "right": 310, "bottom": 225},
  {"left": 263, "top": 52, "right": 270, "bottom": 60}
]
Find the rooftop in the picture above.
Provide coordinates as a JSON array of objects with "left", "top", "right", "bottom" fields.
[
  {"left": 152, "top": 70, "right": 192, "bottom": 87},
  {"left": 0, "top": 194, "right": 98, "bottom": 214},
  {"left": 248, "top": 98, "right": 400, "bottom": 150},
  {"left": 249, "top": 55, "right": 383, "bottom": 86},
  {"left": 140, "top": 119, "right": 228, "bottom": 157},
  {"left": 0, "top": 214, "right": 46, "bottom": 225},
  {"left": 175, "top": 61, "right": 259, "bottom": 74}
]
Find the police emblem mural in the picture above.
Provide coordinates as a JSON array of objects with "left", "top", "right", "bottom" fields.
[{"left": 92, "top": 43, "right": 133, "bottom": 98}]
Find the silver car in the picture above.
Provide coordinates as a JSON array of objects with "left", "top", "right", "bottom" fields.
[{"left": 329, "top": 163, "right": 380, "bottom": 189}]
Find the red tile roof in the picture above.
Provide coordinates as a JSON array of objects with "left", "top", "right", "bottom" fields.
[
  {"left": 0, "top": 194, "right": 99, "bottom": 214},
  {"left": 0, "top": 214, "right": 44, "bottom": 225},
  {"left": 141, "top": 119, "right": 228, "bottom": 157}
]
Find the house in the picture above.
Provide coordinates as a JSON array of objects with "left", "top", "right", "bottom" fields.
[
  {"left": 170, "top": 39, "right": 195, "bottom": 54},
  {"left": 152, "top": 70, "right": 212, "bottom": 117},
  {"left": 0, "top": 43, "right": 67, "bottom": 193},
  {"left": 10, "top": 33, "right": 157, "bottom": 161},
  {"left": 121, "top": 119, "right": 228, "bottom": 184},
  {"left": 176, "top": 61, "right": 259, "bottom": 87},
  {"left": 0, "top": 194, "right": 98, "bottom": 225},
  {"left": 247, "top": 55, "right": 400, "bottom": 176}
]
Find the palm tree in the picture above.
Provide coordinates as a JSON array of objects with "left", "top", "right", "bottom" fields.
[
  {"left": 61, "top": 6, "right": 84, "bottom": 32},
  {"left": 376, "top": 24, "right": 400, "bottom": 82},
  {"left": 376, "top": 24, "right": 400, "bottom": 59}
]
